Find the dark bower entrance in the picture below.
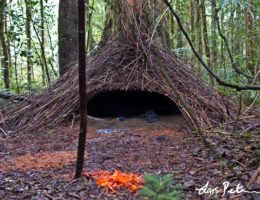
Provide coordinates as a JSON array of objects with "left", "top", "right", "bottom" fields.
[{"left": 88, "top": 90, "right": 181, "bottom": 118}]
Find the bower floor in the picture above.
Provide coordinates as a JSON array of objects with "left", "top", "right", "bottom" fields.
[{"left": 0, "top": 116, "right": 258, "bottom": 199}]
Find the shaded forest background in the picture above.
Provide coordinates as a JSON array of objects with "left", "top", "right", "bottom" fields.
[{"left": 0, "top": 0, "right": 259, "bottom": 105}]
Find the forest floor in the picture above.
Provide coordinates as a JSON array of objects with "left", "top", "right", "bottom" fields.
[{"left": 0, "top": 115, "right": 259, "bottom": 200}]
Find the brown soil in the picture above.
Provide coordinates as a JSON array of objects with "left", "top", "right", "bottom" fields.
[{"left": 0, "top": 116, "right": 259, "bottom": 199}]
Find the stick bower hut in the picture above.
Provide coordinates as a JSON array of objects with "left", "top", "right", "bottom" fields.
[{"left": 0, "top": 2, "right": 237, "bottom": 135}]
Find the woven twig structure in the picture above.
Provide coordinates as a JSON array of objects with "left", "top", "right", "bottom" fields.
[{"left": 0, "top": 3, "right": 237, "bottom": 134}]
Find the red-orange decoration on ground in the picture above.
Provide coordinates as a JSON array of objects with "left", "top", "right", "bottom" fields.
[{"left": 84, "top": 170, "right": 144, "bottom": 193}]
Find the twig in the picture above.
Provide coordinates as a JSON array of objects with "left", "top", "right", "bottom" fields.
[
  {"left": 150, "top": 8, "right": 169, "bottom": 46},
  {"left": 70, "top": 113, "right": 75, "bottom": 128},
  {"left": 0, "top": 127, "right": 8, "bottom": 137},
  {"left": 247, "top": 168, "right": 260, "bottom": 188},
  {"left": 241, "top": 92, "right": 259, "bottom": 117},
  {"left": 242, "top": 123, "right": 260, "bottom": 134}
]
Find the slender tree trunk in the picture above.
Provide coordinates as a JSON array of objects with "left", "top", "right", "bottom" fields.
[
  {"left": 201, "top": 0, "right": 214, "bottom": 86},
  {"left": 234, "top": 7, "right": 241, "bottom": 58},
  {"left": 256, "top": 7, "right": 260, "bottom": 71},
  {"left": 196, "top": 0, "right": 203, "bottom": 73},
  {"left": 156, "top": 0, "right": 170, "bottom": 48},
  {"left": 230, "top": 4, "right": 235, "bottom": 54},
  {"left": 86, "top": 0, "right": 95, "bottom": 51},
  {"left": 4, "top": 8, "right": 12, "bottom": 76},
  {"left": 75, "top": 0, "right": 87, "bottom": 179},
  {"left": 211, "top": 0, "right": 217, "bottom": 69},
  {"left": 46, "top": 23, "right": 58, "bottom": 77},
  {"left": 169, "top": 0, "right": 175, "bottom": 48},
  {"left": 40, "top": 0, "right": 50, "bottom": 84},
  {"left": 0, "top": 0, "right": 10, "bottom": 89},
  {"left": 190, "top": 0, "right": 195, "bottom": 65},
  {"left": 13, "top": 40, "right": 20, "bottom": 94},
  {"left": 245, "top": 0, "right": 255, "bottom": 75},
  {"left": 220, "top": 11, "right": 226, "bottom": 76},
  {"left": 25, "top": 0, "right": 32, "bottom": 89},
  {"left": 176, "top": 0, "right": 183, "bottom": 51},
  {"left": 40, "top": 0, "right": 45, "bottom": 84},
  {"left": 190, "top": 0, "right": 195, "bottom": 44}
]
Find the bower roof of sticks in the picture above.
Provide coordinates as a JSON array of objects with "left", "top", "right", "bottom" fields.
[{"left": 0, "top": 2, "right": 237, "bottom": 134}]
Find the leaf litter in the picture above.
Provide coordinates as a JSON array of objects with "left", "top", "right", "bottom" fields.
[{"left": 0, "top": 117, "right": 259, "bottom": 199}]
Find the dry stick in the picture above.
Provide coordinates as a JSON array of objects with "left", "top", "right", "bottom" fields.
[
  {"left": 0, "top": 127, "right": 8, "bottom": 137},
  {"left": 247, "top": 168, "right": 260, "bottom": 188},
  {"left": 163, "top": 0, "right": 260, "bottom": 91},
  {"left": 241, "top": 92, "right": 259, "bottom": 117},
  {"left": 242, "top": 123, "right": 260, "bottom": 134},
  {"left": 163, "top": 1, "right": 255, "bottom": 199},
  {"left": 0, "top": 92, "right": 32, "bottom": 103},
  {"left": 150, "top": 7, "right": 169, "bottom": 46}
]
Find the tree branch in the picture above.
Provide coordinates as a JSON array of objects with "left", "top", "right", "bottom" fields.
[
  {"left": 215, "top": 8, "right": 252, "bottom": 80},
  {"left": 163, "top": 0, "right": 260, "bottom": 91}
]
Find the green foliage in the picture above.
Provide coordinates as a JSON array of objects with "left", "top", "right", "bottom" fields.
[
  {"left": 0, "top": 0, "right": 259, "bottom": 101},
  {"left": 0, "top": 0, "right": 58, "bottom": 93},
  {"left": 137, "top": 173, "right": 182, "bottom": 200}
]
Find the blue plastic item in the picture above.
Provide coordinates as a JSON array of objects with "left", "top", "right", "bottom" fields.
[{"left": 118, "top": 116, "right": 126, "bottom": 121}]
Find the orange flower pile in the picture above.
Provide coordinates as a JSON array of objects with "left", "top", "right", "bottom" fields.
[{"left": 85, "top": 170, "right": 144, "bottom": 193}]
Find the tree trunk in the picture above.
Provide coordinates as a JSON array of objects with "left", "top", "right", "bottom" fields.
[
  {"left": 190, "top": 0, "right": 195, "bottom": 44},
  {"left": 99, "top": 0, "right": 122, "bottom": 47},
  {"left": 220, "top": 11, "right": 226, "bottom": 76},
  {"left": 25, "top": 0, "right": 32, "bottom": 89},
  {"left": 201, "top": 0, "right": 214, "bottom": 86},
  {"left": 4, "top": 7, "right": 12, "bottom": 77},
  {"left": 234, "top": 7, "right": 242, "bottom": 58},
  {"left": 176, "top": 0, "right": 183, "bottom": 51},
  {"left": 156, "top": 0, "right": 171, "bottom": 48},
  {"left": 211, "top": 0, "right": 217, "bottom": 69},
  {"left": 169, "top": 0, "right": 175, "bottom": 48},
  {"left": 245, "top": 0, "right": 255, "bottom": 75},
  {"left": 40, "top": 0, "right": 50, "bottom": 84},
  {"left": 99, "top": 0, "right": 171, "bottom": 48},
  {"left": 40, "top": 0, "right": 46, "bottom": 85},
  {"left": 0, "top": 0, "right": 10, "bottom": 89},
  {"left": 196, "top": 0, "right": 203, "bottom": 73},
  {"left": 190, "top": 0, "right": 195, "bottom": 66},
  {"left": 86, "top": 0, "right": 95, "bottom": 51},
  {"left": 58, "top": 0, "right": 78, "bottom": 75},
  {"left": 75, "top": 0, "right": 87, "bottom": 179}
]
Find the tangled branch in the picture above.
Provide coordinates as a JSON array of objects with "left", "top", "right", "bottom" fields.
[{"left": 163, "top": 0, "right": 260, "bottom": 91}]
